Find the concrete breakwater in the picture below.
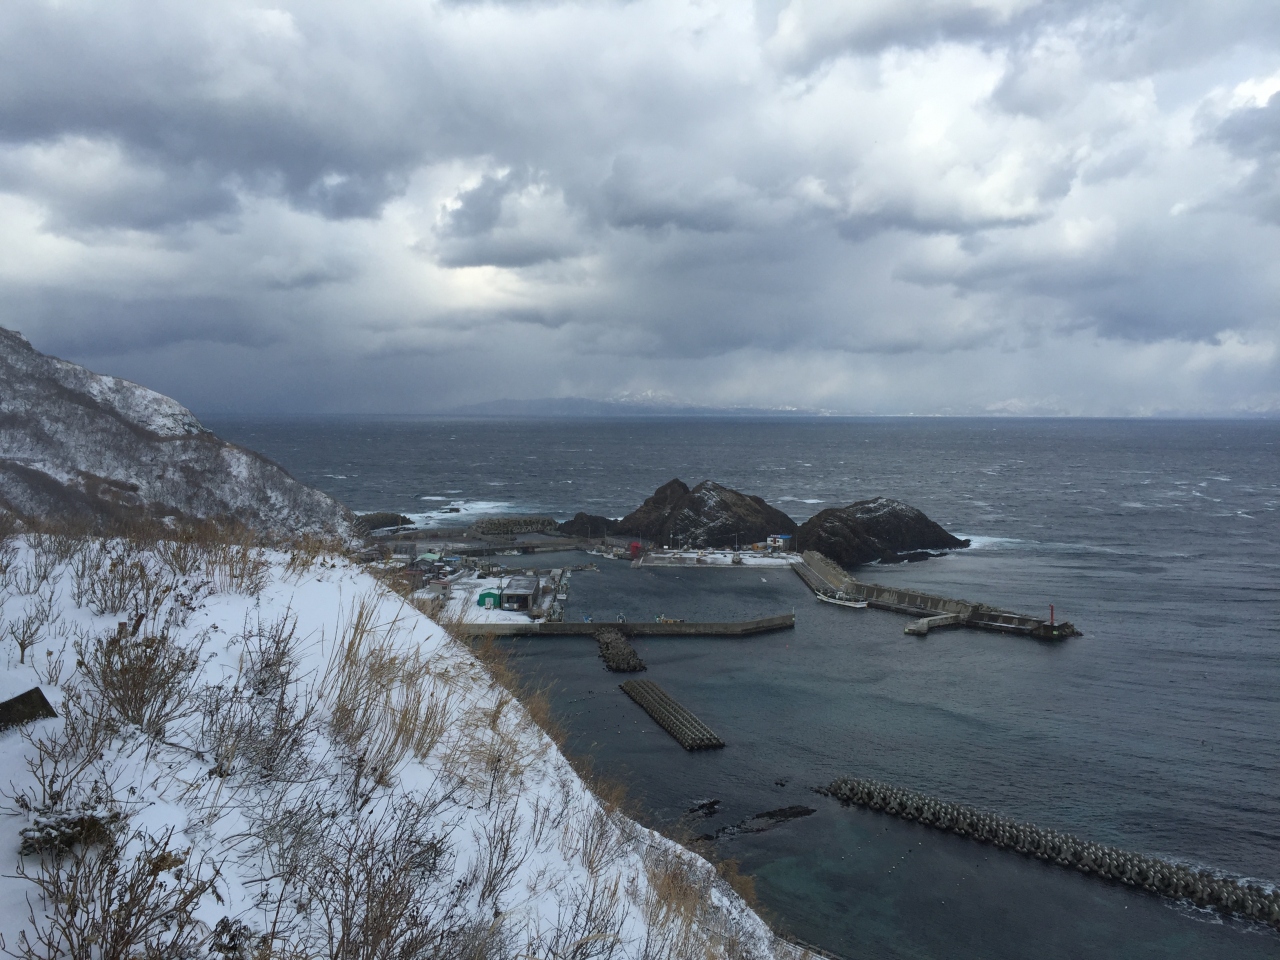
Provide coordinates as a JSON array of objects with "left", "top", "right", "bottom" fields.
[
  {"left": 620, "top": 680, "right": 724, "bottom": 750},
  {"left": 798, "top": 552, "right": 1080, "bottom": 640},
  {"left": 595, "top": 627, "right": 646, "bottom": 672},
  {"left": 462, "top": 613, "right": 795, "bottom": 637},
  {"left": 821, "top": 776, "right": 1280, "bottom": 930}
]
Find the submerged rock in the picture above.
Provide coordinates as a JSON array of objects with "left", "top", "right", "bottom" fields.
[
  {"left": 796, "top": 497, "right": 969, "bottom": 568},
  {"left": 0, "top": 326, "right": 352, "bottom": 537},
  {"left": 614, "top": 478, "right": 798, "bottom": 549}
]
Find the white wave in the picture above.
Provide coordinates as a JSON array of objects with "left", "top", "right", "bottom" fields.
[
  {"left": 960, "top": 535, "right": 1023, "bottom": 549},
  {"left": 402, "top": 500, "right": 522, "bottom": 528},
  {"left": 419, "top": 496, "right": 449, "bottom": 501},
  {"left": 777, "top": 496, "right": 825, "bottom": 504}
]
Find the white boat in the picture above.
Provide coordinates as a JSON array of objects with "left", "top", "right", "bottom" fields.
[{"left": 816, "top": 592, "right": 868, "bottom": 609}]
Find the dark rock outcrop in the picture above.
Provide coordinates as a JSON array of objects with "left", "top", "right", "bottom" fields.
[
  {"left": 354, "top": 512, "right": 412, "bottom": 534},
  {"left": 0, "top": 327, "right": 352, "bottom": 538},
  {"left": 0, "top": 687, "right": 58, "bottom": 733},
  {"left": 558, "top": 512, "right": 621, "bottom": 538},
  {"left": 797, "top": 497, "right": 968, "bottom": 568},
  {"left": 613, "top": 478, "right": 798, "bottom": 549}
]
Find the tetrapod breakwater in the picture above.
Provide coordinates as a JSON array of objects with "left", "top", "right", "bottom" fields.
[
  {"left": 620, "top": 679, "right": 724, "bottom": 750},
  {"left": 595, "top": 627, "right": 646, "bottom": 672},
  {"left": 820, "top": 776, "right": 1280, "bottom": 930}
]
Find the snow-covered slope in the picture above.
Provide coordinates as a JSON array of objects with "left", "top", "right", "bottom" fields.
[
  {"left": 0, "top": 535, "right": 801, "bottom": 959},
  {"left": 0, "top": 327, "right": 351, "bottom": 537}
]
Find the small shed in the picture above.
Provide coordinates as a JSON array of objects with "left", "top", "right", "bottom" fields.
[
  {"left": 501, "top": 576, "right": 541, "bottom": 611},
  {"left": 766, "top": 534, "right": 793, "bottom": 552},
  {"left": 477, "top": 588, "right": 502, "bottom": 610}
]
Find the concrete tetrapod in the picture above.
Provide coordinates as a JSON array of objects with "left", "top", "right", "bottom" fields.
[{"left": 820, "top": 776, "right": 1280, "bottom": 929}]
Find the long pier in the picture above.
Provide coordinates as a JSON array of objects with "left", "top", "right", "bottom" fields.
[
  {"left": 796, "top": 552, "right": 1078, "bottom": 639},
  {"left": 458, "top": 613, "right": 795, "bottom": 637},
  {"left": 821, "top": 776, "right": 1280, "bottom": 929},
  {"left": 619, "top": 679, "right": 724, "bottom": 750}
]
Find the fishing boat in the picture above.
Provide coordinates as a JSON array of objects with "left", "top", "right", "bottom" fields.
[{"left": 816, "top": 591, "right": 868, "bottom": 609}]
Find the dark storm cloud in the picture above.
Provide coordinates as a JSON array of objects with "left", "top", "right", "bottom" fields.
[{"left": 0, "top": 0, "right": 1278, "bottom": 415}]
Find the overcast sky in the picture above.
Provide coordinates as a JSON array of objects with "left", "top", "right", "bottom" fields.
[{"left": 3, "top": 0, "right": 1280, "bottom": 416}]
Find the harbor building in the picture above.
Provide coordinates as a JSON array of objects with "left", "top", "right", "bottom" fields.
[{"left": 499, "top": 576, "right": 541, "bottom": 612}]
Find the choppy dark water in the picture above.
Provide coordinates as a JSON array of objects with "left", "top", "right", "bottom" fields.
[{"left": 209, "top": 416, "right": 1280, "bottom": 959}]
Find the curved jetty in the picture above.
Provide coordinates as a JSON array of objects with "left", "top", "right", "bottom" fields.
[
  {"left": 820, "top": 776, "right": 1280, "bottom": 929},
  {"left": 797, "top": 552, "right": 1080, "bottom": 639},
  {"left": 620, "top": 680, "right": 724, "bottom": 750}
]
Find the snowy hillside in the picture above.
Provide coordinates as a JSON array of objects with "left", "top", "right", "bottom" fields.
[
  {"left": 0, "top": 528, "right": 803, "bottom": 959},
  {"left": 0, "top": 327, "right": 351, "bottom": 537}
]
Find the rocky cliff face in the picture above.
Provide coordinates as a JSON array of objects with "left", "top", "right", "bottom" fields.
[
  {"left": 796, "top": 497, "right": 969, "bottom": 568},
  {"left": 0, "top": 327, "right": 352, "bottom": 537},
  {"left": 607, "top": 478, "right": 798, "bottom": 548}
]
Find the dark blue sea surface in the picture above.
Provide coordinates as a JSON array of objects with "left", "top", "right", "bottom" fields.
[{"left": 209, "top": 416, "right": 1280, "bottom": 959}]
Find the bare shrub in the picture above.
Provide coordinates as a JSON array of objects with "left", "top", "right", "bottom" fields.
[
  {"left": 32, "top": 641, "right": 69, "bottom": 689},
  {"left": 75, "top": 623, "right": 202, "bottom": 738},
  {"left": 305, "top": 799, "right": 461, "bottom": 960},
  {"left": 206, "top": 538, "right": 270, "bottom": 596},
  {"left": 0, "top": 535, "right": 17, "bottom": 592},
  {"left": 77, "top": 542, "right": 170, "bottom": 617},
  {"left": 198, "top": 678, "right": 316, "bottom": 782},
  {"left": 0, "top": 508, "right": 18, "bottom": 543},
  {"left": 283, "top": 534, "right": 344, "bottom": 578},
  {"left": 470, "top": 798, "right": 530, "bottom": 909},
  {"left": 154, "top": 534, "right": 206, "bottom": 579},
  {"left": 241, "top": 609, "right": 301, "bottom": 697},
  {"left": 7, "top": 687, "right": 118, "bottom": 815},
  {"left": 28, "top": 531, "right": 84, "bottom": 566},
  {"left": 8, "top": 823, "right": 221, "bottom": 960},
  {"left": 5, "top": 586, "right": 60, "bottom": 664},
  {"left": 247, "top": 790, "right": 484, "bottom": 960},
  {"left": 529, "top": 875, "right": 626, "bottom": 960}
]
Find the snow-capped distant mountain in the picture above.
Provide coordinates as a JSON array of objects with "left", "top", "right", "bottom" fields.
[
  {"left": 0, "top": 327, "right": 351, "bottom": 536},
  {"left": 443, "top": 395, "right": 820, "bottom": 417}
]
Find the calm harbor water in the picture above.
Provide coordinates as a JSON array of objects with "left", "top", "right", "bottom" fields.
[{"left": 209, "top": 416, "right": 1280, "bottom": 959}]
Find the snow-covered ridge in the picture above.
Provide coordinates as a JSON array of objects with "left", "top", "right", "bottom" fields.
[
  {"left": 0, "top": 534, "right": 800, "bottom": 959},
  {"left": 0, "top": 327, "right": 351, "bottom": 536},
  {"left": 50, "top": 357, "right": 206, "bottom": 439}
]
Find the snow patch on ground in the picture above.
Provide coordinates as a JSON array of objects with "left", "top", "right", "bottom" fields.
[{"left": 0, "top": 536, "right": 797, "bottom": 958}]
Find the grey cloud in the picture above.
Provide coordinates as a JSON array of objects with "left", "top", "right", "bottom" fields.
[
  {"left": 6, "top": 292, "right": 281, "bottom": 358},
  {"left": 0, "top": 0, "right": 1278, "bottom": 416}
]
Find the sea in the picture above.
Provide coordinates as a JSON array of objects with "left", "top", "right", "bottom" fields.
[{"left": 209, "top": 416, "right": 1280, "bottom": 959}]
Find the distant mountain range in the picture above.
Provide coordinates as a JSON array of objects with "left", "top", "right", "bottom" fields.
[{"left": 441, "top": 396, "right": 827, "bottom": 418}]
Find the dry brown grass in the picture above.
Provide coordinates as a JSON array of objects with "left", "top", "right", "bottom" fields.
[{"left": 324, "top": 594, "right": 454, "bottom": 803}]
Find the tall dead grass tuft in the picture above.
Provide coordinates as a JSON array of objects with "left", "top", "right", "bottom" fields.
[{"left": 325, "top": 595, "right": 452, "bottom": 801}]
